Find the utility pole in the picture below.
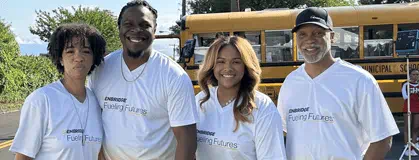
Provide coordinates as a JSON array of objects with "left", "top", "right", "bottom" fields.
[
  {"left": 231, "top": 0, "right": 240, "bottom": 12},
  {"left": 182, "top": 0, "right": 186, "bottom": 17}
]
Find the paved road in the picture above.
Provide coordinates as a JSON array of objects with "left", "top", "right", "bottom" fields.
[
  {"left": 1, "top": 112, "right": 419, "bottom": 159},
  {"left": 389, "top": 120, "right": 419, "bottom": 160},
  {"left": 0, "top": 111, "right": 19, "bottom": 159}
]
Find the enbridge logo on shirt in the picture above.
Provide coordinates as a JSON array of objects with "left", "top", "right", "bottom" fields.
[
  {"left": 197, "top": 129, "right": 215, "bottom": 136},
  {"left": 197, "top": 130, "right": 238, "bottom": 150},
  {"left": 62, "top": 128, "right": 102, "bottom": 143},
  {"left": 103, "top": 97, "right": 148, "bottom": 116},
  {"left": 289, "top": 107, "right": 309, "bottom": 113},
  {"left": 104, "top": 96, "right": 127, "bottom": 103},
  {"left": 288, "top": 107, "right": 335, "bottom": 123},
  {"left": 66, "top": 129, "right": 84, "bottom": 134},
  {"left": 197, "top": 135, "right": 238, "bottom": 150}
]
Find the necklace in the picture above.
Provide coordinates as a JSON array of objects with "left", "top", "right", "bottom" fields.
[
  {"left": 121, "top": 54, "right": 148, "bottom": 82},
  {"left": 69, "top": 91, "right": 90, "bottom": 146},
  {"left": 222, "top": 97, "right": 236, "bottom": 107}
]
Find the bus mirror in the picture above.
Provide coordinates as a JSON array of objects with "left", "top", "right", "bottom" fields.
[
  {"left": 176, "top": 20, "right": 181, "bottom": 27},
  {"left": 396, "top": 30, "right": 419, "bottom": 56},
  {"left": 181, "top": 39, "right": 196, "bottom": 59}
]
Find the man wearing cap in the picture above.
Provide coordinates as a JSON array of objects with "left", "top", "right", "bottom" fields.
[{"left": 277, "top": 7, "right": 399, "bottom": 159}]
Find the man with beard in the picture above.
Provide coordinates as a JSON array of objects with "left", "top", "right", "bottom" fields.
[
  {"left": 277, "top": 7, "right": 398, "bottom": 160},
  {"left": 87, "top": 0, "right": 198, "bottom": 159}
]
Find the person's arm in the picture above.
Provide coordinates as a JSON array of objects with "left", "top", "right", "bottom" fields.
[
  {"left": 10, "top": 91, "right": 48, "bottom": 159},
  {"left": 166, "top": 73, "right": 198, "bottom": 159},
  {"left": 355, "top": 76, "right": 398, "bottom": 160},
  {"left": 402, "top": 82, "right": 408, "bottom": 100},
  {"left": 172, "top": 124, "right": 197, "bottom": 160},
  {"left": 98, "top": 146, "right": 105, "bottom": 160},
  {"left": 15, "top": 153, "right": 33, "bottom": 160},
  {"left": 363, "top": 136, "right": 392, "bottom": 160},
  {"left": 277, "top": 90, "right": 288, "bottom": 134}
]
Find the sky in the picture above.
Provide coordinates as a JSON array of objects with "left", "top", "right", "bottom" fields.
[{"left": 0, "top": 0, "right": 182, "bottom": 56}]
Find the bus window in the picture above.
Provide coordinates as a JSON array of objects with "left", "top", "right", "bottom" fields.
[
  {"left": 398, "top": 23, "right": 419, "bottom": 31},
  {"left": 265, "top": 30, "right": 293, "bottom": 62},
  {"left": 332, "top": 27, "right": 359, "bottom": 59},
  {"left": 193, "top": 32, "right": 229, "bottom": 64},
  {"left": 363, "top": 25, "right": 393, "bottom": 57},
  {"left": 234, "top": 31, "right": 262, "bottom": 61}
]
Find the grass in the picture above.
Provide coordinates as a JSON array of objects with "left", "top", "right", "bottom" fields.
[{"left": 0, "top": 101, "right": 23, "bottom": 114}]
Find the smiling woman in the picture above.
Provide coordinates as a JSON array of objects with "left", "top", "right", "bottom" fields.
[{"left": 195, "top": 36, "right": 287, "bottom": 160}]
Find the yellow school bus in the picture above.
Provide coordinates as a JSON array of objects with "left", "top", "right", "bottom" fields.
[{"left": 176, "top": 2, "right": 419, "bottom": 114}]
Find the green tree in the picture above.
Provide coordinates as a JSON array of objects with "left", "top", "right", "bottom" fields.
[
  {"left": 189, "top": 0, "right": 355, "bottom": 14},
  {"left": 0, "top": 18, "right": 20, "bottom": 102},
  {"left": 30, "top": 6, "right": 121, "bottom": 53},
  {"left": 240, "top": 0, "right": 355, "bottom": 11},
  {"left": 167, "top": 0, "right": 355, "bottom": 34},
  {"left": 189, "top": 0, "right": 230, "bottom": 14},
  {"left": 306, "top": 0, "right": 356, "bottom": 7},
  {"left": 16, "top": 55, "right": 60, "bottom": 100},
  {"left": 169, "top": 24, "right": 181, "bottom": 35},
  {"left": 0, "top": 19, "right": 19, "bottom": 63},
  {"left": 359, "top": 0, "right": 418, "bottom": 4}
]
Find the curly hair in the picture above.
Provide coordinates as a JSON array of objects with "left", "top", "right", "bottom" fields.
[
  {"left": 118, "top": 0, "right": 158, "bottom": 28},
  {"left": 48, "top": 23, "right": 106, "bottom": 75},
  {"left": 197, "top": 36, "right": 262, "bottom": 132}
]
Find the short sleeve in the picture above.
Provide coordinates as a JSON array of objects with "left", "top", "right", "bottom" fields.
[
  {"left": 87, "top": 70, "right": 97, "bottom": 91},
  {"left": 167, "top": 73, "right": 198, "bottom": 127},
  {"left": 255, "top": 101, "right": 287, "bottom": 160},
  {"left": 9, "top": 91, "right": 48, "bottom": 158},
  {"left": 356, "top": 76, "right": 399, "bottom": 143},
  {"left": 277, "top": 90, "right": 288, "bottom": 133}
]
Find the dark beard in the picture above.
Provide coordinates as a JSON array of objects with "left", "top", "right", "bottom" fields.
[{"left": 127, "top": 49, "right": 144, "bottom": 59}]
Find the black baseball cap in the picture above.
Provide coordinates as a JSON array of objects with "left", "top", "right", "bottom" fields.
[{"left": 292, "top": 7, "right": 333, "bottom": 33}]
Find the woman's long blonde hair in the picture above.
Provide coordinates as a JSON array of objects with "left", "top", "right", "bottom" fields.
[{"left": 197, "top": 36, "right": 261, "bottom": 131}]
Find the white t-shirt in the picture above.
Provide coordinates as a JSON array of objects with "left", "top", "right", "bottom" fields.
[
  {"left": 88, "top": 49, "right": 198, "bottom": 160},
  {"left": 277, "top": 58, "right": 399, "bottom": 160},
  {"left": 10, "top": 80, "right": 103, "bottom": 160},
  {"left": 195, "top": 87, "right": 287, "bottom": 160}
]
